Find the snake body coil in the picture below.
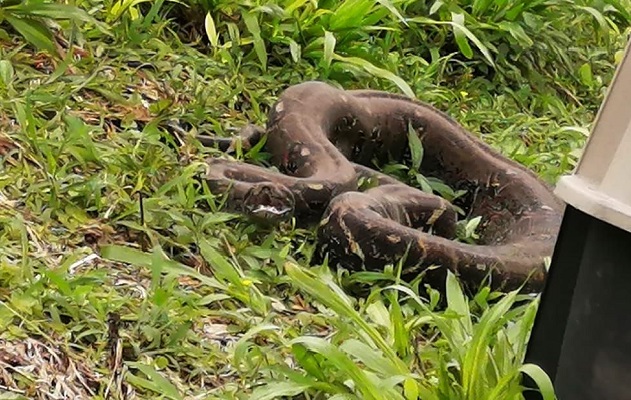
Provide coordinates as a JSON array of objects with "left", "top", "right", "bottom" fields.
[{"left": 200, "top": 81, "right": 563, "bottom": 293}]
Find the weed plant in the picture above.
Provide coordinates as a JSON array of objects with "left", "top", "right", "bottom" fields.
[{"left": 0, "top": 0, "right": 628, "bottom": 398}]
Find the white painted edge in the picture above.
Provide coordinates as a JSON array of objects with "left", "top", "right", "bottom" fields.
[{"left": 555, "top": 175, "right": 631, "bottom": 233}]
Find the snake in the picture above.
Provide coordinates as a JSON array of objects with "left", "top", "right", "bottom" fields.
[{"left": 197, "top": 81, "right": 564, "bottom": 294}]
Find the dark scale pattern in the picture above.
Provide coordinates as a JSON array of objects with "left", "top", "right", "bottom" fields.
[{"left": 195, "top": 81, "right": 564, "bottom": 294}]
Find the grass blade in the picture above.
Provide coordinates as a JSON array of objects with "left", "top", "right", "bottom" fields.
[
  {"left": 4, "top": 16, "right": 56, "bottom": 54},
  {"left": 323, "top": 31, "right": 336, "bottom": 68},
  {"left": 284, "top": 262, "right": 407, "bottom": 373},
  {"left": 250, "top": 382, "right": 313, "bottom": 400},
  {"left": 205, "top": 12, "right": 219, "bottom": 47},
  {"left": 243, "top": 11, "right": 268, "bottom": 71},
  {"left": 520, "top": 363, "right": 557, "bottom": 400},
  {"left": 333, "top": 54, "right": 415, "bottom": 98}
]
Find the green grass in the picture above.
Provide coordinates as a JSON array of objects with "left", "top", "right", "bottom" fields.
[{"left": 0, "top": 0, "right": 629, "bottom": 398}]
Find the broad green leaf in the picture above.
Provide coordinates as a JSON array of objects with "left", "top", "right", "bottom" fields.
[
  {"left": 446, "top": 271, "right": 473, "bottom": 334},
  {"left": 109, "top": 0, "right": 152, "bottom": 20},
  {"left": 602, "top": 0, "right": 631, "bottom": 21},
  {"left": 519, "top": 364, "right": 557, "bottom": 400},
  {"left": 291, "top": 343, "right": 328, "bottom": 381},
  {"left": 0, "top": 60, "right": 14, "bottom": 87},
  {"left": 6, "top": 3, "right": 93, "bottom": 22},
  {"left": 578, "top": 63, "right": 593, "bottom": 86},
  {"left": 505, "top": 3, "right": 525, "bottom": 20},
  {"left": 462, "top": 290, "right": 519, "bottom": 397},
  {"left": 284, "top": 262, "right": 409, "bottom": 374},
  {"left": 415, "top": 173, "right": 434, "bottom": 194},
  {"left": 243, "top": 11, "right": 268, "bottom": 71},
  {"left": 198, "top": 239, "right": 243, "bottom": 285},
  {"left": 4, "top": 16, "right": 56, "bottom": 54},
  {"left": 471, "top": 0, "right": 494, "bottom": 16},
  {"left": 204, "top": 12, "right": 219, "bottom": 47},
  {"left": 558, "top": 126, "right": 590, "bottom": 137},
  {"left": 451, "top": 13, "right": 474, "bottom": 59},
  {"left": 100, "top": 244, "right": 225, "bottom": 290},
  {"left": 365, "top": 300, "right": 391, "bottom": 329},
  {"left": 408, "top": 16, "right": 495, "bottom": 66},
  {"left": 126, "top": 362, "right": 183, "bottom": 400},
  {"left": 407, "top": 121, "right": 424, "bottom": 171},
  {"left": 463, "top": 216, "right": 482, "bottom": 241},
  {"left": 497, "top": 21, "right": 534, "bottom": 47},
  {"left": 285, "top": 0, "right": 312, "bottom": 14},
  {"left": 425, "top": 177, "right": 458, "bottom": 200},
  {"left": 389, "top": 291, "right": 411, "bottom": 361},
  {"left": 250, "top": 382, "right": 313, "bottom": 400},
  {"left": 429, "top": 0, "right": 444, "bottom": 15},
  {"left": 41, "top": 269, "right": 72, "bottom": 297},
  {"left": 328, "top": 0, "right": 374, "bottom": 31},
  {"left": 333, "top": 54, "right": 415, "bottom": 98},
  {"left": 233, "top": 324, "right": 281, "bottom": 368},
  {"left": 289, "top": 39, "right": 301, "bottom": 62},
  {"left": 339, "top": 339, "right": 393, "bottom": 376},
  {"left": 289, "top": 336, "right": 388, "bottom": 400},
  {"left": 375, "top": 0, "right": 407, "bottom": 25},
  {"left": 323, "top": 31, "right": 336, "bottom": 68}
]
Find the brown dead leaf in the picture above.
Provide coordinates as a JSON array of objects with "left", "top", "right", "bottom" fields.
[
  {"left": 0, "top": 337, "right": 103, "bottom": 399},
  {"left": 0, "top": 133, "right": 16, "bottom": 156}
]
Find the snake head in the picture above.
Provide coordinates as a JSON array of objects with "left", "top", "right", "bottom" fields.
[{"left": 243, "top": 182, "right": 295, "bottom": 223}]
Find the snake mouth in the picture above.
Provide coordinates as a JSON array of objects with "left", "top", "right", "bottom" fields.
[
  {"left": 249, "top": 204, "right": 293, "bottom": 217},
  {"left": 243, "top": 182, "right": 296, "bottom": 222}
]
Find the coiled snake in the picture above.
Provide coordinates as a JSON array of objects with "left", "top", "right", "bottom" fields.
[{"left": 198, "top": 81, "right": 563, "bottom": 293}]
